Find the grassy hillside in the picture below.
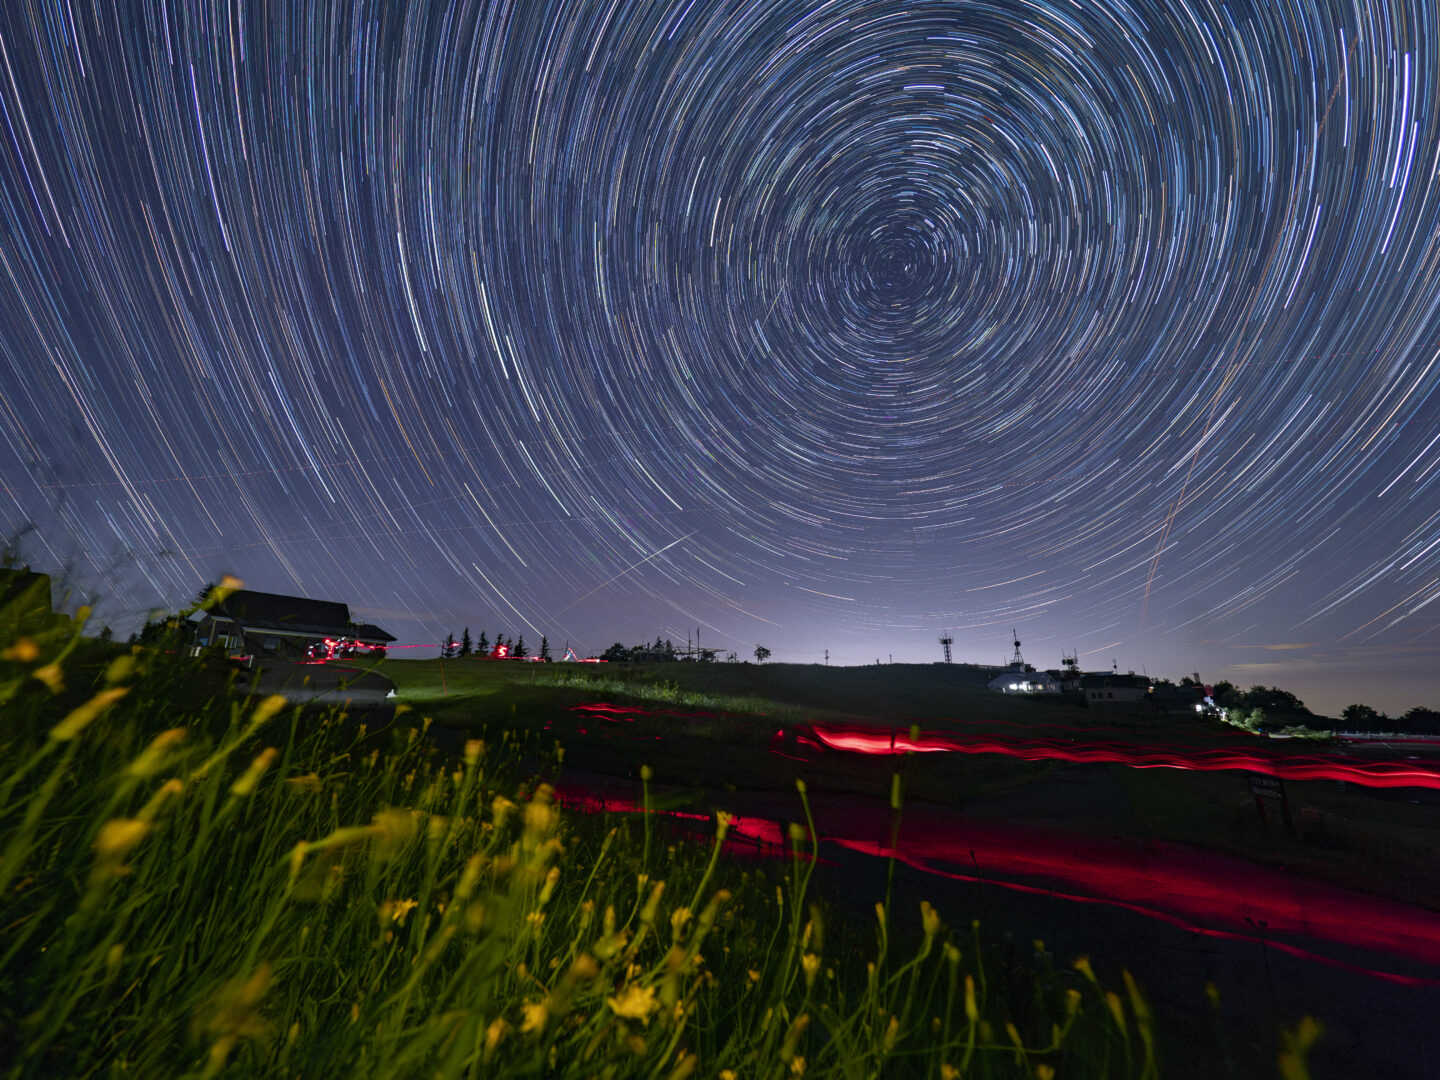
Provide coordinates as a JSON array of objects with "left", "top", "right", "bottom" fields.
[
  {"left": 379, "top": 659, "right": 1075, "bottom": 804},
  {"left": 380, "top": 658, "right": 1440, "bottom": 915},
  {"left": 384, "top": 658, "right": 1219, "bottom": 734},
  {"left": 0, "top": 620, "right": 1254, "bottom": 1079}
]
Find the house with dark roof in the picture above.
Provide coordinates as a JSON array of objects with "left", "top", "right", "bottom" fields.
[
  {"left": 190, "top": 589, "right": 392, "bottom": 660},
  {"left": 351, "top": 623, "right": 397, "bottom": 649}
]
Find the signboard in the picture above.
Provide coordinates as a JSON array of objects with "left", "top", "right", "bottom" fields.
[
  {"left": 1248, "top": 773, "right": 1297, "bottom": 836},
  {"left": 1248, "top": 774, "right": 1284, "bottom": 799}
]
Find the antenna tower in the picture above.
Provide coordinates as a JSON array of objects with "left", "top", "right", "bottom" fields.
[
  {"left": 1010, "top": 629, "right": 1024, "bottom": 666},
  {"left": 939, "top": 630, "right": 953, "bottom": 664}
]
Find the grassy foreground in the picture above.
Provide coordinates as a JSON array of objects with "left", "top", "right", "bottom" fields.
[{"left": 0, "top": 621, "right": 1320, "bottom": 1078}]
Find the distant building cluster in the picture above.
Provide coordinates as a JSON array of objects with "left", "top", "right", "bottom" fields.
[{"left": 982, "top": 634, "right": 1212, "bottom": 715}]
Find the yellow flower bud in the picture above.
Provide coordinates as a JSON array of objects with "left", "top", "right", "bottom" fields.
[
  {"left": 2, "top": 638, "right": 39, "bottom": 662},
  {"left": 230, "top": 747, "right": 279, "bottom": 796},
  {"left": 50, "top": 687, "right": 128, "bottom": 740},
  {"left": 95, "top": 818, "right": 149, "bottom": 859}
]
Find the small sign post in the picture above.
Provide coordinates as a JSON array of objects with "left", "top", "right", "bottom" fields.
[{"left": 1248, "top": 773, "right": 1296, "bottom": 836}]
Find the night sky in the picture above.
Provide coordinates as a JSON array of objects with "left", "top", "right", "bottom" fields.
[{"left": 1, "top": 1, "right": 1437, "bottom": 716}]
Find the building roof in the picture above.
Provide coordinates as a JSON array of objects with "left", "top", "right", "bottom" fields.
[
  {"left": 351, "top": 622, "right": 396, "bottom": 643},
  {"left": 989, "top": 668, "right": 1061, "bottom": 692},
  {"left": 1081, "top": 673, "right": 1151, "bottom": 690},
  {"left": 210, "top": 589, "right": 352, "bottom": 636}
]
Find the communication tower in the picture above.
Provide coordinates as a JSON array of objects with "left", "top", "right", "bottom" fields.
[{"left": 939, "top": 630, "right": 953, "bottom": 664}]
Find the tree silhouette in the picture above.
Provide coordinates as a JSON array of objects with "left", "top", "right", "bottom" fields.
[
  {"left": 477, "top": 630, "right": 489, "bottom": 655},
  {"left": 460, "top": 627, "right": 473, "bottom": 656},
  {"left": 539, "top": 635, "right": 551, "bottom": 661},
  {"left": 1341, "top": 703, "right": 1384, "bottom": 731},
  {"left": 753, "top": 644, "right": 771, "bottom": 663},
  {"left": 514, "top": 635, "right": 529, "bottom": 659}
]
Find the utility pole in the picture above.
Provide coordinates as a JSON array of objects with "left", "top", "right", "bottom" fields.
[{"left": 824, "top": 648, "right": 829, "bottom": 665}]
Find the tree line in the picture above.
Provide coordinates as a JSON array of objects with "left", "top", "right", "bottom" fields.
[
  {"left": 1207, "top": 681, "right": 1440, "bottom": 736},
  {"left": 598, "top": 637, "right": 772, "bottom": 664},
  {"left": 441, "top": 627, "right": 551, "bottom": 661}
]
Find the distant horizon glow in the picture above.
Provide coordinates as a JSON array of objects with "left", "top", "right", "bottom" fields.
[{"left": 1, "top": 1, "right": 1436, "bottom": 720}]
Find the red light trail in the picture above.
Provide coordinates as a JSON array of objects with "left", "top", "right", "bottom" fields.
[
  {"left": 801, "top": 723, "right": 1440, "bottom": 791},
  {"left": 553, "top": 781, "right": 1440, "bottom": 987},
  {"left": 564, "top": 704, "right": 1440, "bottom": 791}
]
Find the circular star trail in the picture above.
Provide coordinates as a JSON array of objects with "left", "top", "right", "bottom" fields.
[{"left": 0, "top": 0, "right": 1437, "bottom": 710}]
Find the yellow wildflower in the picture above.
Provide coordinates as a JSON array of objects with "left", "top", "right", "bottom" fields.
[
  {"left": 230, "top": 748, "right": 279, "bottom": 796},
  {"left": 380, "top": 899, "right": 419, "bottom": 926},
  {"left": 670, "top": 906, "right": 692, "bottom": 938},
  {"left": 484, "top": 1017, "right": 509, "bottom": 1059},
  {"left": 95, "top": 818, "right": 149, "bottom": 859},
  {"left": 520, "top": 1000, "right": 549, "bottom": 1034},
  {"left": 801, "top": 954, "right": 821, "bottom": 987},
  {"left": 607, "top": 983, "right": 659, "bottom": 1024},
  {"left": 127, "top": 728, "right": 186, "bottom": 779},
  {"left": 32, "top": 662, "right": 64, "bottom": 693},
  {"left": 50, "top": 687, "right": 128, "bottom": 740},
  {"left": 2, "top": 638, "right": 38, "bottom": 662},
  {"left": 250, "top": 694, "right": 289, "bottom": 728},
  {"left": 920, "top": 900, "right": 940, "bottom": 939}
]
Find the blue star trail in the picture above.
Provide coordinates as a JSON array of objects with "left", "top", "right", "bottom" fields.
[{"left": 0, "top": 0, "right": 1437, "bottom": 713}]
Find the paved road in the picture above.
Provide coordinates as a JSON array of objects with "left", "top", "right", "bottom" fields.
[{"left": 241, "top": 659, "right": 396, "bottom": 707}]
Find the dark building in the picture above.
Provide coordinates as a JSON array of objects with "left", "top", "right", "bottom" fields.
[
  {"left": 1081, "top": 672, "right": 1151, "bottom": 707},
  {"left": 191, "top": 589, "right": 392, "bottom": 660}
]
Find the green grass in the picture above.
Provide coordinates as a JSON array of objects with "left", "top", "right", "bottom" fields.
[
  {"left": 382, "top": 659, "right": 1063, "bottom": 806},
  {"left": 385, "top": 658, "right": 1440, "bottom": 920},
  {"left": 0, "top": 617, "right": 1311, "bottom": 1078}
]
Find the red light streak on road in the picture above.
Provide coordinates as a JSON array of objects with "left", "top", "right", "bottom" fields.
[
  {"left": 804, "top": 724, "right": 1440, "bottom": 791},
  {"left": 826, "top": 815, "right": 1440, "bottom": 987},
  {"left": 559, "top": 703, "right": 1440, "bottom": 790},
  {"left": 558, "top": 702, "right": 1440, "bottom": 794},
  {"left": 569, "top": 703, "right": 727, "bottom": 723},
  {"left": 554, "top": 781, "right": 1440, "bottom": 986},
  {"left": 554, "top": 789, "right": 789, "bottom": 852},
  {"left": 570, "top": 703, "right": 638, "bottom": 720}
]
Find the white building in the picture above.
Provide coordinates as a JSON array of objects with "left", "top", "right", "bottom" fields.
[{"left": 986, "top": 633, "right": 1061, "bottom": 694}]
